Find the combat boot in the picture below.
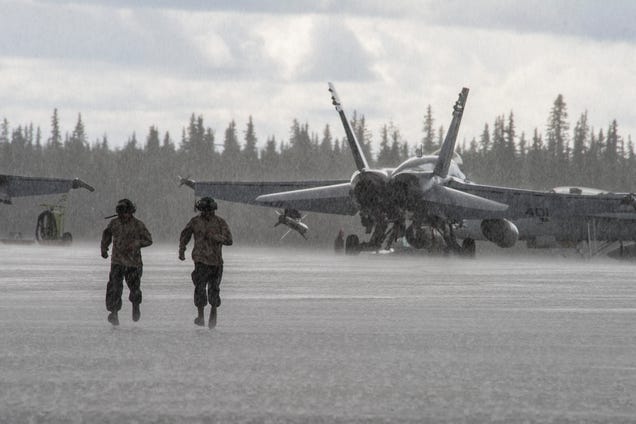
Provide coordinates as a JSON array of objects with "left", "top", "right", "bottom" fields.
[
  {"left": 208, "top": 305, "right": 217, "bottom": 329},
  {"left": 194, "top": 306, "right": 205, "bottom": 326},
  {"left": 107, "top": 311, "right": 119, "bottom": 326},
  {"left": 132, "top": 303, "right": 140, "bottom": 322}
]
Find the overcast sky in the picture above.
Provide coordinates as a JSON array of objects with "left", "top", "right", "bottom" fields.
[{"left": 1, "top": 0, "right": 635, "bottom": 154}]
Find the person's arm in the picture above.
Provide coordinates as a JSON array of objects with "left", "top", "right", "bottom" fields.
[
  {"left": 221, "top": 219, "right": 233, "bottom": 246},
  {"left": 138, "top": 221, "right": 153, "bottom": 248},
  {"left": 179, "top": 221, "right": 193, "bottom": 260},
  {"left": 101, "top": 223, "right": 112, "bottom": 258}
]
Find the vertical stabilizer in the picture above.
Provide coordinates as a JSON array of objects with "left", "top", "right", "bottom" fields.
[
  {"left": 328, "top": 82, "right": 369, "bottom": 171},
  {"left": 433, "top": 87, "right": 469, "bottom": 178}
]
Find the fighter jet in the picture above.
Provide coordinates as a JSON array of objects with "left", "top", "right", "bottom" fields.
[
  {"left": 0, "top": 174, "right": 95, "bottom": 204},
  {"left": 182, "top": 83, "right": 636, "bottom": 255}
]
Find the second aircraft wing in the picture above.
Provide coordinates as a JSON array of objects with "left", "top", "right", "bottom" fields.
[
  {"left": 447, "top": 180, "right": 636, "bottom": 220},
  {"left": 0, "top": 174, "right": 95, "bottom": 204}
]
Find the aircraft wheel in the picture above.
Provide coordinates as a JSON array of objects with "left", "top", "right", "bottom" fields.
[
  {"left": 35, "top": 210, "right": 57, "bottom": 241},
  {"left": 461, "top": 238, "right": 476, "bottom": 257},
  {"left": 405, "top": 224, "right": 429, "bottom": 249},
  {"left": 345, "top": 234, "right": 361, "bottom": 255},
  {"left": 61, "top": 232, "right": 73, "bottom": 245}
]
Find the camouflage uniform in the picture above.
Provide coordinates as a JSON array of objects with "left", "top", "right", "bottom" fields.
[
  {"left": 179, "top": 213, "right": 232, "bottom": 308},
  {"left": 101, "top": 216, "right": 153, "bottom": 313}
]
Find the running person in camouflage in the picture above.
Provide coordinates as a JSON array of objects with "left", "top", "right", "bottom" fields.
[
  {"left": 179, "top": 197, "right": 233, "bottom": 328},
  {"left": 101, "top": 199, "right": 153, "bottom": 326}
]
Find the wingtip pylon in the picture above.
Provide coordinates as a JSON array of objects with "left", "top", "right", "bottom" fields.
[
  {"left": 328, "top": 82, "right": 342, "bottom": 112},
  {"left": 72, "top": 178, "right": 95, "bottom": 192},
  {"left": 454, "top": 88, "right": 469, "bottom": 114}
]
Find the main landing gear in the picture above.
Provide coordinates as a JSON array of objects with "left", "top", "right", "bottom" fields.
[{"left": 339, "top": 218, "right": 476, "bottom": 257}]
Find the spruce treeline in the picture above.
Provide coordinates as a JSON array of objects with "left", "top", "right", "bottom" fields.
[{"left": 0, "top": 95, "right": 634, "bottom": 246}]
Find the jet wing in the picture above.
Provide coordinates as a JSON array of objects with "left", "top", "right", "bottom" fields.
[
  {"left": 0, "top": 174, "right": 95, "bottom": 204},
  {"left": 423, "top": 184, "right": 508, "bottom": 219},
  {"left": 255, "top": 183, "right": 357, "bottom": 215},
  {"left": 182, "top": 179, "right": 357, "bottom": 215},
  {"left": 446, "top": 180, "right": 635, "bottom": 219}
]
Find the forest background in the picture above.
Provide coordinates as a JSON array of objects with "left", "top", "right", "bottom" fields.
[{"left": 1, "top": 93, "right": 634, "bottom": 248}]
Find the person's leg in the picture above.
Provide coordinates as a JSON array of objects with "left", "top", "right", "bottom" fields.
[
  {"left": 207, "top": 265, "right": 222, "bottom": 308},
  {"left": 210, "top": 265, "right": 223, "bottom": 308},
  {"left": 105, "top": 264, "right": 124, "bottom": 325},
  {"left": 192, "top": 263, "right": 208, "bottom": 326},
  {"left": 125, "top": 266, "right": 143, "bottom": 322},
  {"left": 207, "top": 265, "right": 221, "bottom": 329}
]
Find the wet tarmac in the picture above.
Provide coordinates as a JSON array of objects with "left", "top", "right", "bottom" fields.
[{"left": 1, "top": 243, "right": 635, "bottom": 423}]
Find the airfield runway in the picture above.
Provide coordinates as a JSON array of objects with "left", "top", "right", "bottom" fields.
[{"left": 0, "top": 243, "right": 635, "bottom": 423}]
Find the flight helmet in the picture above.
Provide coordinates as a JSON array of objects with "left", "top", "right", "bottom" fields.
[
  {"left": 195, "top": 197, "right": 217, "bottom": 212},
  {"left": 115, "top": 198, "right": 136, "bottom": 215}
]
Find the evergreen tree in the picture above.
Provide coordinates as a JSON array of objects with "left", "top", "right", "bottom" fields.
[
  {"left": 605, "top": 120, "right": 619, "bottom": 165},
  {"left": 572, "top": 111, "right": 589, "bottom": 175},
  {"left": 0, "top": 118, "right": 8, "bottom": 144},
  {"left": 437, "top": 125, "right": 444, "bottom": 150},
  {"left": 389, "top": 123, "right": 403, "bottom": 164},
  {"left": 534, "top": 129, "right": 547, "bottom": 186},
  {"left": 504, "top": 112, "right": 516, "bottom": 158},
  {"left": 400, "top": 141, "right": 410, "bottom": 162},
  {"left": 604, "top": 120, "right": 620, "bottom": 185},
  {"left": 68, "top": 113, "right": 87, "bottom": 155},
  {"left": 146, "top": 125, "right": 160, "bottom": 153},
  {"left": 101, "top": 134, "right": 109, "bottom": 150},
  {"left": 319, "top": 124, "right": 333, "bottom": 156},
  {"left": 490, "top": 115, "right": 507, "bottom": 183},
  {"left": 479, "top": 123, "right": 491, "bottom": 154},
  {"left": 318, "top": 125, "right": 337, "bottom": 175},
  {"left": 242, "top": 116, "right": 259, "bottom": 165},
  {"left": 351, "top": 111, "right": 372, "bottom": 162},
  {"left": 162, "top": 131, "right": 174, "bottom": 152},
  {"left": 261, "top": 135, "right": 279, "bottom": 174},
  {"left": 503, "top": 111, "right": 518, "bottom": 182},
  {"left": 517, "top": 131, "right": 528, "bottom": 186},
  {"left": 376, "top": 124, "right": 391, "bottom": 167},
  {"left": 35, "top": 127, "right": 42, "bottom": 149},
  {"left": 422, "top": 105, "right": 436, "bottom": 153},
  {"left": 125, "top": 132, "right": 138, "bottom": 151},
  {"left": 49, "top": 108, "right": 62, "bottom": 148},
  {"left": 546, "top": 94, "right": 569, "bottom": 163},
  {"left": 26, "top": 123, "right": 34, "bottom": 147},
  {"left": 221, "top": 120, "right": 241, "bottom": 177}
]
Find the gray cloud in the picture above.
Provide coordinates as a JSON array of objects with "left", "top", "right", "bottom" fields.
[
  {"left": 33, "top": 0, "right": 408, "bottom": 16},
  {"left": 1, "top": 0, "right": 635, "bottom": 150},
  {"left": 0, "top": 3, "right": 196, "bottom": 70},
  {"left": 31, "top": 0, "right": 636, "bottom": 43},
  {"left": 0, "top": 1, "right": 280, "bottom": 78},
  {"left": 426, "top": 0, "right": 636, "bottom": 43},
  {"left": 296, "top": 18, "right": 376, "bottom": 82}
]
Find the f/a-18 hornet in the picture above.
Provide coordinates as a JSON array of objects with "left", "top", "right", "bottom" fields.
[{"left": 182, "top": 83, "right": 636, "bottom": 255}]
